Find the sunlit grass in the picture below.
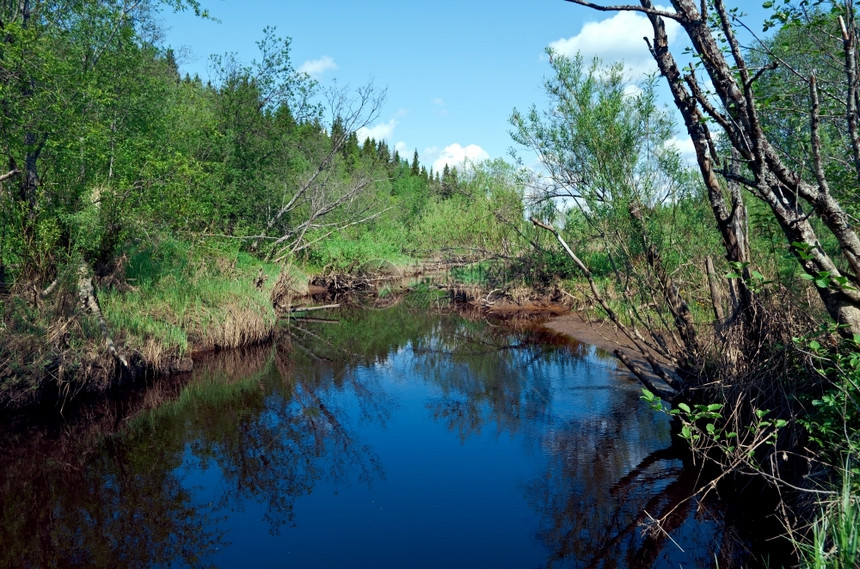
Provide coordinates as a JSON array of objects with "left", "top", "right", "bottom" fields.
[
  {"left": 101, "top": 238, "right": 281, "bottom": 372},
  {"left": 795, "top": 465, "right": 860, "bottom": 569}
]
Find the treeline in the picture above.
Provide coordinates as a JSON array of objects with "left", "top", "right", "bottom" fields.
[
  {"left": 0, "top": 5, "right": 523, "bottom": 280},
  {"left": 0, "top": 0, "right": 539, "bottom": 407}
]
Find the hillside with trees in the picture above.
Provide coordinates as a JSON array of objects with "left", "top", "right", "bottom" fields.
[{"left": 0, "top": 0, "right": 538, "bottom": 408}]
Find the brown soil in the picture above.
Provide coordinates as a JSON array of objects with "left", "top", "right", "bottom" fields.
[
  {"left": 542, "top": 312, "right": 662, "bottom": 378},
  {"left": 477, "top": 299, "right": 569, "bottom": 318}
]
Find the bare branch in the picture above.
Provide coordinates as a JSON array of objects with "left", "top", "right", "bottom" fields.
[
  {"left": 838, "top": 13, "right": 860, "bottom": 181},
  {"left": 562, "top": 0, "right": 688, "bottom": 22},
  {"left": 530, "top": 217, "right": 679, "bottom": 393},
  {"left": 745, "top": 61, "right": 778, "bottom": 90},
  {"left": 0, "top": 169, "right": 20, "bottom": 183}
]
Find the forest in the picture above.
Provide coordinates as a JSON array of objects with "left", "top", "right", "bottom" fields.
[{"left": 1, "top": 0, "right": 859, "bottom": 566}]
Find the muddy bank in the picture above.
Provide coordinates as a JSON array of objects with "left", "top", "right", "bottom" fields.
[{"left": 543, "top": 313, "right": 665, "bottom": 377}]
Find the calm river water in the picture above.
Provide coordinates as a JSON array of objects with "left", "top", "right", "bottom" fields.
[{"left": 1, "top": 298, "right": 735, "bottom": 568}]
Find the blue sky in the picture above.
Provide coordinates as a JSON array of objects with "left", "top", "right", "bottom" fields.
[{"left": 160, "top": 1, "right": 771, "bottom": 172}]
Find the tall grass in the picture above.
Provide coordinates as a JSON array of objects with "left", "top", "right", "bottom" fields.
[
  {"left": 797, "top": 465, "right": 860, "bottom": 569},
  {"left": 101, "top": 237, "right": 281, "bottom": 372}
]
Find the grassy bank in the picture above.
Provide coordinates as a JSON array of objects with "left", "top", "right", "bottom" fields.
[
  {"left": 0, "top": 238, "right": 289, "bottom": 411},
  {"left": 101, "top": 239, "right": 282, "bottom": 369}
]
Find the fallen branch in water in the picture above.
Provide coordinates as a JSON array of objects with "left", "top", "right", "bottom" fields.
[
  {"left": 289, "top": 317, "right": 341, "bottom": 324},
  {"left": 288, "top": 303, "right": 341, "bottom": 313}
]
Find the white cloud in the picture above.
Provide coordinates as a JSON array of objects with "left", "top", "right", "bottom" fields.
[
  {"left": 548, "top": 9, "right": 681, "bottom": 80},
  {"left": 623, "top": 83, "right": 643, "bottom": 98},
  {"left": 298, "top": 56, "right": 337, "bottom": 78},
  {"left": 665, "top": 135, "right": 697, "bottom": 165},
  {"left": 394, "top": 141, "right": 412, "bottom": 156},
  {"left": 356, "top": 119, "right": 397, "bottom": 142},
  {"left": 431, "top": 143, "right": 490, "bottom": 173}
]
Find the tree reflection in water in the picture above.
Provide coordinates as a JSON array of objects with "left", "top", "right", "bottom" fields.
[
  {"left": 0, "top": 298, "right": 727, "bottom": 568},
  {"left": 0, "top": 401, "right": 224, "bottom": 568},
  {"left": 405, "top": 317, "right": 723, "bottom": 567}
]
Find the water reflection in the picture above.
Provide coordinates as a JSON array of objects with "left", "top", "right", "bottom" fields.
[
  {"left": 0, "top": 299, "right": 726, "bottom": 568},
  {"left": 0, "top": 408, "right": 223, "bottom": 568}
]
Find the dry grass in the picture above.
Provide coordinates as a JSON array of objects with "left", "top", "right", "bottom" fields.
[{"left": 0, "top": 240, "right": 285, "bottom": 411}]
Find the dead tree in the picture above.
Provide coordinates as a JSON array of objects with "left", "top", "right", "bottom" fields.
[
  {"left": 563, "top": 0, "right": 860, "bottom": 336},
  {"left": 257, "top": 82, "right": 389, "bottom": 262}
]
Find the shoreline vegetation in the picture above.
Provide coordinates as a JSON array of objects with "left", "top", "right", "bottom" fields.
[
  {"left": 0, "top": 249, "right": 578, "bottom": 413},
  {"left": 2, "top": 1, "right": 859, "bottom": 566}
]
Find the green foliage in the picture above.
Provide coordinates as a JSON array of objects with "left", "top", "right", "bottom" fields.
[
  {"left": 409, "top": 158, "right": 529, "bottom": 258},
  {"left": 514, "top": 249, "right": 578, "bottom": 285},
  {"left": 304, "top": 232, "right": 410, "bottom": 272},
  {"left": 641, "top": 388, "right": 787, "bottom": 466},
  {"left": 796, "top": 465, "right": 860, "bottom": 569},
  {"left": 796, "top": 333, "right": 860, "bottom": 464},
  {"left": 511, "top": 50, "right": 718, "bottom": 324},
  {"left": 754, "top": 3, "right": 860, "bottom": 220}
]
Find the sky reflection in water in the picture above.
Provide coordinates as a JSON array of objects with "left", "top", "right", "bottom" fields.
[{"left": 0, "top": 302, "right": 723, "bottom": 568}]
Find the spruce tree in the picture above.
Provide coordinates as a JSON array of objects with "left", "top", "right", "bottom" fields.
[{"left": 411, "top": 150, "right": 420, "bottom": 176}]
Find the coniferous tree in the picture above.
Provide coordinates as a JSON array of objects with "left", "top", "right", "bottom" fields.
[
  {"left": 361, "top": 137, "right": 377, "bottom": 160},
  {"left": 440, "top": 164, "right": 453, "bottom": 198},
  {"left": 411, "top": 150, "right": 420, "bottom": 176},
  {"left": 376, "top": 140, "right": 389, "bottom": 164}
]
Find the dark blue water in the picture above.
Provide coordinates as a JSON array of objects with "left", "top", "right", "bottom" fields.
[{"left": 0, "top": 302, "right": 726, "bottom": 568}]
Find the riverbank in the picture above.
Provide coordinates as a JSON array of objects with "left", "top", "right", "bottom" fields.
[
  {"left": 0, "top": 241, "right": 285, "bottom": 411},
  {"left": 545, "top": 314, "right": 650, "bottom": 368},
  {"left": 2, "top": 250, "right": 575, "bottom": 413}
]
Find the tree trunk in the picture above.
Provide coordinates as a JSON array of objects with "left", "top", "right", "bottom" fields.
[
  {"left": 642, "top": 0, "right": 860, "bottom": 336},
  {"left": 705, "top": 256, "right": 725, "bottom": 328}
]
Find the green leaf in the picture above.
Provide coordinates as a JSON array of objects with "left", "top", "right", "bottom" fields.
[
  {"left": 678, "top": 402, "right": 691, "bottom": 413},
  {"left": 707, "top": 403, "right": 723, "bottom": 412},
  {"left": 706, "top": 423, "right": 716, "bottom": 434}
]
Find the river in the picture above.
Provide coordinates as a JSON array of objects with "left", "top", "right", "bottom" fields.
[{"left": 1, "top": 296, "right": 740, "bottom": 568}]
